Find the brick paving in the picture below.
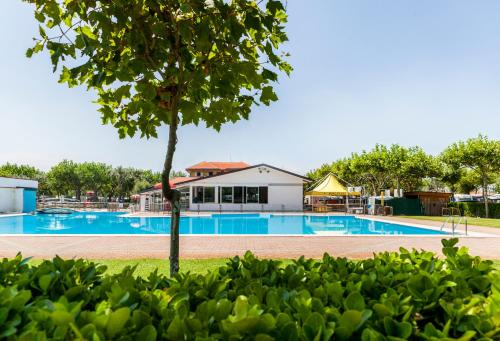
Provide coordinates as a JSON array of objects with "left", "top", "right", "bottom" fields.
[{"left": 0, "top": 222, "right": 498, "bottom": 260}]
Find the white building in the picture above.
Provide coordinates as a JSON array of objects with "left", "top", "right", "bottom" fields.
[
  {"left": 0, "top": 177, "right": 38, "bottom": 214},
  {"left": 139, "top": 163, "right": 311, "bottom": 212}
]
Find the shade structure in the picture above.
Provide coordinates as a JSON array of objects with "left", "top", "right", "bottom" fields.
[{"left": 305, "top": 174, "right": 360, "bottom": 196}]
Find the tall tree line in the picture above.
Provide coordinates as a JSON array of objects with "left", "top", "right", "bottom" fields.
[
  {"left": 307, "top": 135, "right": 500, "bottom": 217},
  {"left": 0, "top": 160, "right": 186, "bottom": 201}
]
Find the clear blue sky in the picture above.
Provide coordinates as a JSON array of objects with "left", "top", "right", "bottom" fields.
[{"left": 1, "top": 1, "right": 499, "bottom": 174}]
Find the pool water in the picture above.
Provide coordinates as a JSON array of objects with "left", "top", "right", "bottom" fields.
[{"left": 0, "top": 212, "right": 448, "bottom": 235}]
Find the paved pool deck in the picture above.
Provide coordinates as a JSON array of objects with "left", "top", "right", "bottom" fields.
[{"left": 0, "top": 214, "right": 498, "bottom": 259}]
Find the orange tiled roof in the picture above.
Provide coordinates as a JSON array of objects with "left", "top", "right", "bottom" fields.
[
  {"left": 186, "top": 161, "right": 250, "bottom": 171},
  {"left": 153, "top": 177, "right": 198, "bottom": 190}
]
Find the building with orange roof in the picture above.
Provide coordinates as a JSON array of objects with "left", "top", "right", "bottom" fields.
[
  {"left": 138, "top": 163, "right": 311, "bottom": 212},
  {"left": 185, "top": 161, "right": 250, "bottom": 177}
]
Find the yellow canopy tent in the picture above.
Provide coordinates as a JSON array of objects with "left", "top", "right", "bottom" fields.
[
  {"left": 305, "top": 174, "right": 360, "bottom": 196},
  {"left": 305, "top": 174, "right": 360, "bottom": 212}
]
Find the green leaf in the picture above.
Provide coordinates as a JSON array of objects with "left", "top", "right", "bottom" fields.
[
  {"left": 137, "top": 325, "right": 157, "bottom": 341},
  {"left": 260, "top": 86, "right": 278, "bottom": 105},
  {"left": 39, "top": 274, "right": 53, "bottom": 292},
  {"left": 39, "top": 25, "right": 47, "bottom": 38},
  {"left": 166, "top": 315, "right": 184, "bottom": 340},
  {"left": 106, "top": 307, "right": 130, "bottom": 338},
  {"left": 51, "top": 311, "right": 73, "bottom": 326},
  {"left": 345, "top": 292, "right": 365, "bottom": 311},
  {"left": 80, "top": 26, "right": 96, "bottom": 40}
]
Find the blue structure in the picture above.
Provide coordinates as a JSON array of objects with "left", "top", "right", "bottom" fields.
[
  {"left": 22, "top": 188, "right": 37, "bottom": 213},
  {"left": 0, "top": 177, "right": 38, "bottom": 214}
]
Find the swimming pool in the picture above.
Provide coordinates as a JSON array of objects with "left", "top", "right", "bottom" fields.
[{"left": 0, "top": 212, "right": 448, "bottom": 235}]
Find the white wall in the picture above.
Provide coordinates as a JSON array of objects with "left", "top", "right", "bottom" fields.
[
  {"left": 184, "top": 166, "right": 307, "bottom": 212},
  {"left": 0, "top": 177, "right": 38, "bottom": 189},
  {"left": 0, "top": 177, "right": 38, "bottom": 213},
  {"left": 0, "top": 188, "right": 23, "bottom": 213}
]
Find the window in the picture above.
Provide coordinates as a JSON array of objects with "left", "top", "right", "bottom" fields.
[
  {"left": 221, "top": 187, "right": 233, "bottom": 203},
  {"left": 208, "top": 172, "right": 213, "bottom": 176},
  {"left": 259, "top": 187, "right": 268, "bottom": 204},
  {"left": 233, "top": 186, "right": 244, "bottom": 203},
  {"left": 203, "top": 187, "right": 215, "bottom": 203},
  {"left": 246, "top": 187, "right": 259, "bottom": 203},
  {"left": 196, "top": 172, "right": 202, "bottom": 176},
  {"left": 192, "top": 187, "right": 203, "bottom": 203}
]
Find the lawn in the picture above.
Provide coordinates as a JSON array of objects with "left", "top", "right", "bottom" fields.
[
  {"left": 29, "top": 257, "right": 499, "bottom": 276},
  {"left": 29, "top": 258, "right": 229, "bottom": 277},
  {"left": 400, "top": 215, "right": 500, "bottom": 229}
]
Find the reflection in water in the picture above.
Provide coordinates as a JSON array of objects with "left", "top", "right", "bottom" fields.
[{"left": 0, "top": 212, "right": 447, "bottom": 235}]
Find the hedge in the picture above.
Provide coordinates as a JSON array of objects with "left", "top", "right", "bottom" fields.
[
  {"left": 0, "top": 239, "right": 499, "bottom": 340},
  {"left": 448, "top": 202, "right": 500, "bottom": 218}
]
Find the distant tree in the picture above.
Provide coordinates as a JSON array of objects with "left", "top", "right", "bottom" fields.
[
  {"left": 0, "top": 163, "right": 40, "bottom": 179},
  {"left": 0, "top": 163, "right": 48, "bottom": 194},
  {"left": 441, "top": 135, "right": 500, "bottom": 217},
  {"left": 132, "top": 179, "right": 152, "bottom": 195},
  {"left": 455, "top": 170, "right": 482, "bottom": 194},
  {"left": 46, "top": 160, "right": 83, "bottom": 199},
  {"left": 139, "top": 169, "right": 162, "bottom": 186},
  {"left": 79, "top": 162, "right": 112, "bottom": 200},
  {"left": 27, "top": 0, "right": 291, "bottom": 275},
  {"left": 109, "top": 167, "right": 137, "bottom": 201},
  {"left": 392, "top": 146, "right": 441, "bottom": 192},
  {"left": 308, "top": 144, "right": 441, "bottom": 195},
  {"left": 350, "top": 147, "right": 392, "bottom": 195},
  {"left": 170, "top": 170, "right": 187, "bottom": 178}
]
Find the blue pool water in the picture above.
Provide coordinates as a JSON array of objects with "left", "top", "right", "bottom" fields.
[{"left": 0, "top": 212, "right": 448, "bottom": 235}]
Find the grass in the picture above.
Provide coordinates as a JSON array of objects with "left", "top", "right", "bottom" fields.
[
  {"left": 27, "top": 257, "right": 500, "bottom": 275},
  {"left": 400, "top": 216, "right": 500, "bottom": 229},
  {"left": 29, "top": 258, "right": 229, "bottom": 277},
  {"left": 96, "top": 258, "right": 232, "bottom": 277}
]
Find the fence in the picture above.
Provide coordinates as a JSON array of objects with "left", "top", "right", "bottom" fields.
[
  {"left": 448, "top": 202, "right": 500, "bottom": 218},
  {"left": 375, "top": 198, "right": 423, "bottom": 216},
  {"left": 37, "top": 201, "right": 130, "bottom": 211}
]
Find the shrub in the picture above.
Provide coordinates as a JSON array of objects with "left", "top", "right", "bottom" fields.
[
  {"left": 448, "top": 202, "right": 500, "bottom": 218},
  {"left": 0, "top": 239, "right": 499, "bottom": 340}
]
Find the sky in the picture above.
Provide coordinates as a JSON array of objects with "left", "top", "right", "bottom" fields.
[{"left": 1, "top": 1, "right": 499, "bottom": 175}]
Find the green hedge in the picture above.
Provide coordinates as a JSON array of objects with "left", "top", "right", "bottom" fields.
[
  {"left": 376, "top": 198, "right": 423, "bottom": 216},
  {"left": 1, "top": 239, "right": 499, "bottom": 340},
  {"left": 448, "top": 202, "right": 500, "bottom": 218}
]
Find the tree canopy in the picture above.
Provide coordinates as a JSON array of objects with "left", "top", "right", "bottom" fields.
[
  {"left": 307, "top": 144, "right": 439, "bottom": 195},
  {"left": 26, "top": 0, "right": 291, "bottom": 275},
  {"left": 441, "top": 135, "right": 500, "bottom": 217},
  {"left": 26, "top": 0, "right": 291, "bottom": 135}
]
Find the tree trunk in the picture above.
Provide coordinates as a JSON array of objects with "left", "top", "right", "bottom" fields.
[
  {"left": 483, "top": 176, "right": 489, "bottom": 218},
  {"left": 161, "top": 110, "right": 181, "bottom": 277},
  {"left": 76, "top": 188, "right": 81, "bottom": 201}
]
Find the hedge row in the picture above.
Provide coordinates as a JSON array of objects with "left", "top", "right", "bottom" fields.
[
  {"left": 1, "top": 239, "right": 499, "bottom": 340},
  {"left": 448, "top": 201, "right": 500, "bottom": 218}
]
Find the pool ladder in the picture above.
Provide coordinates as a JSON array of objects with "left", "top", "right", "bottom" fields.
[{"left": 440, "top": 216, "right": 468, "bottom": 236}]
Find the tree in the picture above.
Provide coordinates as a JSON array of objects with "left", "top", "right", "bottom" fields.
[
  {"left": 0, "top": 163, "right": 41, "bottom": 179},
  {"left": 350, "top": 147, "right": 391, "bottom": 195},
  {"left": 441, "top": 135, "right": 500, "bottom": 218},
  {"left": 139, "top": 169, "right": 162, "bottom": 185},
  {"left": 307, "top": 144, "right": 441, "bottom": 195},
  {"left": 388, "top": 145, "right": 440, "bottom": 192},
  {"left": 170, "top": 170, "right": 187, "bottom": 178},
  {"left": 27, "top": 0, "right": 290, "bottom": 275},
  {"left": 46, "top": 160, "right": 83, "bottom": 199},
  {"left": 79, "top": 162, "right": 112, "bottom": 200},
  {"left": 109, "top": 167, "right": 138, "bottom": 201},
  {"left": 0, "top": 163, "right": 48, "bottom": 194}
]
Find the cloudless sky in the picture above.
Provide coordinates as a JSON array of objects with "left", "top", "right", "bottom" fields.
[{"left": 1, "top": 1, "right": 499, "bottom": 174}]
